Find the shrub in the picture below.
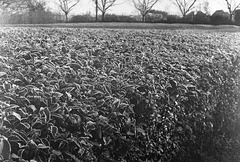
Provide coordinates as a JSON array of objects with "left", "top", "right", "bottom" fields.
[
  {"left": 234, "top": 9, "right": 240, "bottom": 25},
  {"left": 104, "top": 14, "right": 137, "bottom": 22},
  {"left": 184, "top": 11, "right": 195, "bottom": 23},
  {"left": 6, "top": 11, "right": 61, "bottom": 24},
  {"left": 69, "top": 14, "right": 94, "bottom": 23},
  {"left": 146, "top": 10, "right": 168, "bottom": 23},
  {"left": 166, "top": 14, "right": 181, "bottom": 23},
  {"left": 193, "top": 11, "right": 210, "bottom": 24},
  {"left": 211, "top": 10, "right": 231, "bottom": 25},
  {"left": 69, "top": 14, "right": 137, "bottom": 23}
]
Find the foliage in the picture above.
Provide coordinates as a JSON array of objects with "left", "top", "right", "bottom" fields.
[
  {"left": 146, "top": 10, "right": 168, "bottom": 23},
  {"left": 224, "top": 0, "right": 240, "bottom": 21},
  {"left": 69, "top": 14, "right": 137, "bottom": 23},
  {"left": 0, "top": 10, "right": 61, "bottom": 24},
  {"left": 183, "top": 11, "right": 210, "bottom": 24},
  {"left": 104, "top": 14, "right": 137, "bottom": 22},
  {"left": 184, "top": 11, "right": 195, "bottom": 23},
  {"left": 0, "top": 28, "right": 239, "bottom": 162},
  {"left": 211, "top": 10, "right": 231, "bottom": 25},
  {"left": 69, "top": 13, "right": 94, "bottom": 23},
  {"left": 0, "top": 0, "right": 27, "bottom": 13},
  {"left": 234, "top": 9, "right": 240, "bottom": 25},
  {"left": 193, "top": 11, "right": 210, "bottom": 24},
  {"left": 166, "top": 14, "right": 181, "bottom": 23}
]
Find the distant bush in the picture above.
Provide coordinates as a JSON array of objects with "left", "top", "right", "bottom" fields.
[
  {"left": 234, "top": 9, "right": 240, "bottom": 25},
  {"left": 1, "top": 10, "right": 63, "bottom": 24},
  {"left": 69, "top": 14, "right": 94, "bottom": 23},
  {"left": 69, "top": 14, "right": 137, "bottom": 23},
  {"left": 145, "top": 10, "right": 181, "bottom": 23},
  {"left": 193, "top": 11, "right": 210, "bottom": 24},
  {"left": 7, "top": 11, "right": 56, "bottom": 24},
  {"left": 146, "top": 10, "right": 168, "bottom": 23},
  {"left": 181, "top": 11, "right": 210, "bottom": 24},
  {"left": 184, "top": 11, "right": 195, "bottom": 23},
  {"left": 211, "top": 10, "right": 231, "bottom": 25},
  {"left": 166, "top": 15, "right": 181, "bottom": 23},
  {"left": 104, "top": 14, "right": 118, "bottom": 22},
  {"left": 104, "top": 14, "right": 137, "bottom": 22}
]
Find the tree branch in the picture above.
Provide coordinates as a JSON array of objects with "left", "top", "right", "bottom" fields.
[{"left": 172, "top": 0, "right": 197, "bottom": 17}]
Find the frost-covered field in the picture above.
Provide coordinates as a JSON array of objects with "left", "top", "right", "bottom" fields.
[{"left": 0, "top": 27, "right": 239, "bottom": 162}]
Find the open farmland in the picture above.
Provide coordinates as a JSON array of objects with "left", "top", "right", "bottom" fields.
[
  {"left": 0, "top": 27, "right": 239, "bottom": 162},
  {"left": 2, "top": 22, "right": 240, "bottom": 32}
]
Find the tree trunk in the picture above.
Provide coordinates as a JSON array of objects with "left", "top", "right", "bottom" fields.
[
  {"left": 183, "top": 13, "right": 186, "bottom": 23},
  {"left": 95, "top": 0, "right": 98, "bottom": 21},
  {"left": 230, "top": 13, "right": 233, "bottom": 22},
  {"left": 102, "top": 12, "right": 105, "bottom": 22},
  {"left": 65, "top": 12, "right": 68, "bottom": 22},
  {"left": 142, "top": 15, "right": 146, "bottom": 22}
]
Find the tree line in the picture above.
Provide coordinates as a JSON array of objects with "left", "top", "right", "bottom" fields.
[{"left": 1, "top": 0, "right": 240, "bottom": 25}]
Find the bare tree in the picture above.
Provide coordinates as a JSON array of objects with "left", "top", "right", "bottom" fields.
[
  {"left": 27, "top": 0, "right": 46, "bottom": 23},
  {"left": 94, "top": 0, "right": 98, "bottom": 21},
  {"left": 0, "top": 0, "right": 49, "bottom": 24},
  {"left": 55, "top": 0, "right": 80, "bottom": 22},
  {"left": 27, "top": 0, "right": 46, "bottom": 12},
  {"left": 195, "top": 1, "right": 209, "bottom": 15},
  {"left": 0, "top": 0, "right": 46, "bottom": 13},
  {"left": 0, "top": 0, "right": 27, "bottom": 13},
  {"left": 203, "top": 1, "right": 210, "bottom": 15},
  {"left": 93, "top": 0, "right": 118, "bottom": 21},
  {"left": 225, "top": 0, "right": 240, "bottom": 21},
  {"left": 132, "top": 0, "right": 159, "bottom": 22},
  {"left": 0, "top": 0, "right": 14, "bottom": 11},
  {"left": 172, "top": 0, "right": 197, "bottom": 20}
]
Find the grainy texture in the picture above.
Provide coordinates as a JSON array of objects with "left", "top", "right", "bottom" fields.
[
  {"left": 0, "top": 27, "right": 239, "bottom": 162},
  {"left": 2, "top": 23, "right": 240, "bottom": 32}
]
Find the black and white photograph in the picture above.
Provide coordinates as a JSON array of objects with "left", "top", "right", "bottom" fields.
[{"left": 0, "top": 0, "right": 239, "bottom": 161}]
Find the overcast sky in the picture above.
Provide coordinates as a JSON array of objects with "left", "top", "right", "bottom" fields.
[{"left": 48, "top": 0, "right": 227, "bottom": 16}]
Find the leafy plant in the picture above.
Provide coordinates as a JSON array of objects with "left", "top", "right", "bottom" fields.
[{"left": 0, "top": 27, "right": 239, "bottom": 162}]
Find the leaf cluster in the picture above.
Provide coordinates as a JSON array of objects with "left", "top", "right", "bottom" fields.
[{"left": 0, "top": 28, "right": 239, "bottom": 162}]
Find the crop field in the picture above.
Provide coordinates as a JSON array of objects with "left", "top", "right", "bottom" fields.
[
  {"left": 3, "top": 22, "right": 240, "bottom": 32},
  {"left": 0, "top": 27, "right": 240, "bottom": 162}
]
